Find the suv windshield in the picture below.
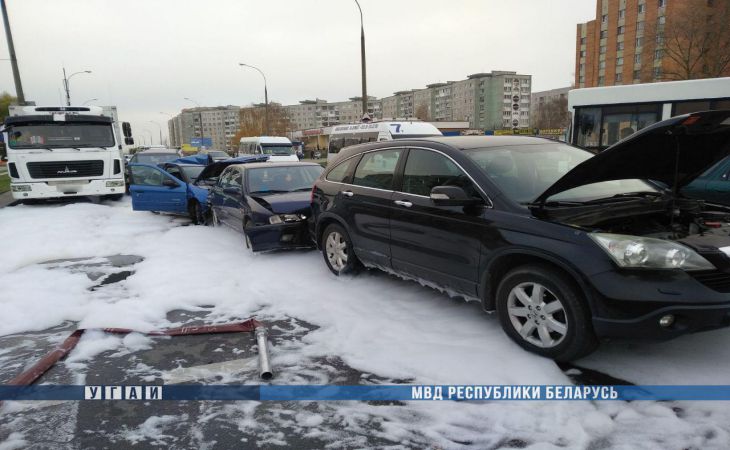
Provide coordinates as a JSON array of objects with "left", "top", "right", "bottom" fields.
[
  {"left": 464, "top": 143, "right": 659, "bottom": 204},
  {"left": 7, "top": 123, "right": 115, "bottom": 149},
  {"left": 248, "top": 165, "right": 324, "bottom": 194},
  {"left": 261, "top": 144, "right": 293, "bottom": 156}
]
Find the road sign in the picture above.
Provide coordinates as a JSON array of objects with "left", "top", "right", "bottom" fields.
[{"left": 190, "top": 137, "right": 212, "bottom": 148}]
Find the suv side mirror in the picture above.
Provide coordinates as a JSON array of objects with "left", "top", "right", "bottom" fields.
[
  {"left": 162, "top": 178, "right": 179, "bottom": 188},
  {"left": 430, "top": 186, "right": 482, "bottom": 206}
]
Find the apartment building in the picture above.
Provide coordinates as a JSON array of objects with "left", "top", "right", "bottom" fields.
[
  {"left": 168, "top": 106, "right": 240, "bottom": 152},
  {"left": 285, "top": 97, "right": 381, "bottom": 130},
  {"left": 575, "top": 0, "right": 730, "bottom": 88}
]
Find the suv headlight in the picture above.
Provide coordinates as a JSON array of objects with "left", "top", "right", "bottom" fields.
[
  {"left": 589, "top": 233, "right": 714, "bottom": 271},
  {"left": 269, "top": 214, "right": 307, "bottom": 225}
]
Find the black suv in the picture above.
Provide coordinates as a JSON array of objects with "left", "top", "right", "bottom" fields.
[{"left": 311, "top": 111, "right": 730, "bottom": 360}]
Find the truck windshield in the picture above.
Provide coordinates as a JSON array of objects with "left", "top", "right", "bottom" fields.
[
  {"left": 261, "top": 144, "right": 293, "bottom": 156},
  {"left": 7, "top": 123, "right": 115, "bottom": 149}
]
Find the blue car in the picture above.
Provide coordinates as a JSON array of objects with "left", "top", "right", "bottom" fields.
[
  {"left": 209, "top": 161, "right": 324, "bottom": 251},
  {"left": 128, "top": 156, "right": 268, "bottom": 224}
]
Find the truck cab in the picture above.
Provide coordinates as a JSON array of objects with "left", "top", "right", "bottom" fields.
[{"left": 2, "top": 105, "right": 126, "bottom": 201}]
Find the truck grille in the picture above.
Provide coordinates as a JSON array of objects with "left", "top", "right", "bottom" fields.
[
  {"left": 26, "top": 160, "right": 104, "bottom": 179},
  {"left": 691, "top": 271, "right": 730, "bottom": 293}
]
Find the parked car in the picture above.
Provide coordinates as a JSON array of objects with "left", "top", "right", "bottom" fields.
[
  {"left": 683, "top": 156, "right": 730, "bottom": 206},
  {"left": 128, "top": 156, "right": 267, "bottom": 223},
  {"left": 310, "top": 110, "right": 730, "bottom": 361},
  {"left": 209, "top": 161, "right": 324, "bottom": 251}
]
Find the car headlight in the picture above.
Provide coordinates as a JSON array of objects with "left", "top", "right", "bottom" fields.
[
  {"left": 105, "top": 180, "right": 125, "bottom": 187},
  {"left": 589, "top": 233, "right": 714, "bottom": 271},
  {"left": 11, "top": 184, "right": 32, "bottom": 192},
  {"left": 269, "top": 214, "right": 306, "bottom": 225}
]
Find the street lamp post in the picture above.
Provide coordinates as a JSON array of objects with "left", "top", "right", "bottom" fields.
[
  {"left": 239, "top": 63, "right": 269, "bottom": 135},
  {"left": 62, "top": 68, "right": 92, "bottom": 106},
  {"left": 354, "top": 0, "right": 368, "bottom": 117},
  {"left": 1, "top": 0, "right": 25, "bottom": 104},
  {"left": 142, "top": 129, "right": 154, "bottom": 146},
  {"left": 184, "top": 97, "right": 204, "bottom": 149},
  {"left": 160, "top": 112, "right": 174, "bottom": 147},
  {"left": 149, "top": 120, "right": 163, "bottom": 147},
  {"left": 82, "top": 98, "right": 98, "bottom": 105}
]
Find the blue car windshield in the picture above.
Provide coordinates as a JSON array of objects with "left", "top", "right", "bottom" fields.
[{"left": 248, "top": 166, "right": 324, "bottom": 194}]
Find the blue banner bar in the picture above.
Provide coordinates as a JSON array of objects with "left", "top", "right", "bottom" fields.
[{"left": 3, "top": 385, "right": 730, "bottom": 401}]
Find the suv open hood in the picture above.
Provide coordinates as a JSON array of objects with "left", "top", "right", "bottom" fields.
[
  {"left": 194, "top": 155, "right": 269, "bottom": 181},
  {"left": 534, "top": 110, "right": 730, "bottom": 204}
]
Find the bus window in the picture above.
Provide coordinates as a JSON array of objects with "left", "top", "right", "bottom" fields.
[
  {"left": 345, "top": 136, "right": 361, "bottom": 147},
  {"left": 600, "top": 104, "right": 659, "bottom": 148},
  {"left": 329, "top": 137, "right": 345, "bottom": 154},
  {"left": 673, "top": 101, "right": 711, "bottom": 116},
  {"left": 575, "top": 107, "right": 601, "bottom": 149}
]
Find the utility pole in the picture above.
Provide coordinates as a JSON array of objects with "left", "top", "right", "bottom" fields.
[
  {"left": 354, "top": 0, "right": 368, "bottom": 117},
  {"left": 1, "top": 0, "right": 25, "bottom": 104}
]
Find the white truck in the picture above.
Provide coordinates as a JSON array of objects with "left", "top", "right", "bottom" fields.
[{"left": 1, "top": 105, "right": 126, "bottom": 201}]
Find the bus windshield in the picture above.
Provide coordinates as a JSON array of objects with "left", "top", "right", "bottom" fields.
[
  {"left": 7, "top": 123, "right": 115, "bottom": 149},
  {"left": 261, "top": 144, "right": 293, "bottom": 156}
]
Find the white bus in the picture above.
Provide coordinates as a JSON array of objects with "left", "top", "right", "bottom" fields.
[
  {"left": 238, "top": 136, "right": 298, "bottom": 162},
  {"left": 327, "top": 120, "right": 442, "bottom": 162},
  {"left": 569, "top": 77, "right": 730, "bottom": 152},
  {"left": 2, "top": 105, "right": 126, "bottom": 201}
]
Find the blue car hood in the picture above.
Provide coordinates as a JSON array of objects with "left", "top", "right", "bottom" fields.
[{"left": 250, "top": 191, "right": 311, "bottom": 214}]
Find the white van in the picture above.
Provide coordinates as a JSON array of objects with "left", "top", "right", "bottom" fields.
[
  {"left": 327, "top": 120, "right": 442, "bottom": 163},
  {"left": 238, "top": 136, "right": 299, "bottom": 162}
]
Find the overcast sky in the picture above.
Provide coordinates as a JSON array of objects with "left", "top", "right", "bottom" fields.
[{"left": 0, "top": 0, "right": 595, "bottom": 143}]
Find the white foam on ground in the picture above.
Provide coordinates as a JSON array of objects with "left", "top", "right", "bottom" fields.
[{"left": 1, "top": 199, "right": 730, "bottom": 447}]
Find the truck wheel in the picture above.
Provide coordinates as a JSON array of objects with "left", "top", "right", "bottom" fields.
[
  {"left": 495, "top": 264, "right": 597, "bottom": 361},
  {"left": 321, "top": 223, "right": 360, "bottom": 276}
]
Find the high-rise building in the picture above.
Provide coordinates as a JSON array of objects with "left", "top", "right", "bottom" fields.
[
  {"left": 576, "top": 0, "right": 730, "bottom": 88},
  {"left": 168, "top": 106, "right": 240, "bottom": 152}
]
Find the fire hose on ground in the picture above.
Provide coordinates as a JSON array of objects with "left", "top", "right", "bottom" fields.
[{"left": 5, "top": 318, "right": 273, "bottom": 388}]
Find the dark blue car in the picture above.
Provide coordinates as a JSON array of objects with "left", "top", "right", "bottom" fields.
[
  {"left": 128, "top": 156, "right": 267, "bottom": 223},
  {"left": 209, "top": 162, "right": 324, "bottom": 251}
]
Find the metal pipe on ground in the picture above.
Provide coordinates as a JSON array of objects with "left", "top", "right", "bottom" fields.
[{"left": 4, "top": 319, "right": 273, "bottom": 390}]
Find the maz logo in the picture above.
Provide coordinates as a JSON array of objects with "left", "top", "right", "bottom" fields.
[{"left": 57, "top": 166, "right": 78, "bottom": 174}]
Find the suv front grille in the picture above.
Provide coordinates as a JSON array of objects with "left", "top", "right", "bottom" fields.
[
  {"left": 26, "top": 160, "right": 104, "bottom": 179},
  {"left": 691, "top": 271, "right": 730, "bottom": 293}
]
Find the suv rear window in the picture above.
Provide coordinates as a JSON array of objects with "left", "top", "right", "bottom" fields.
[{"left": 352, "top": 149, "right": 402, "bottom": 190}]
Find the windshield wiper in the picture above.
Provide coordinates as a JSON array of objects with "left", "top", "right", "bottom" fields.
[{"left": 583, "top": 191, "right": 664, "bottom": 205}]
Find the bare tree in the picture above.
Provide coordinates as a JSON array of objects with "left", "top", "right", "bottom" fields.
[
  {"left": 533, "top": 96, "right": 570, "bottom": 130},
  {"left": 231, "top": 103, "right": 293, "bottom": 148},
  {"left": 415, "top": 103, "right": 430, "bottom": 121},
  {"left": 645, "top": 1, "right": 730, "bottom": 81}
]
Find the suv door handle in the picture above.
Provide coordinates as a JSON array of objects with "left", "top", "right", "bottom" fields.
[
  {"left": 342, "top": 190, "right": 354, "bottom": 197},
  {"left": 394, "top": 200, "right": 413, "bottom": 208}
]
